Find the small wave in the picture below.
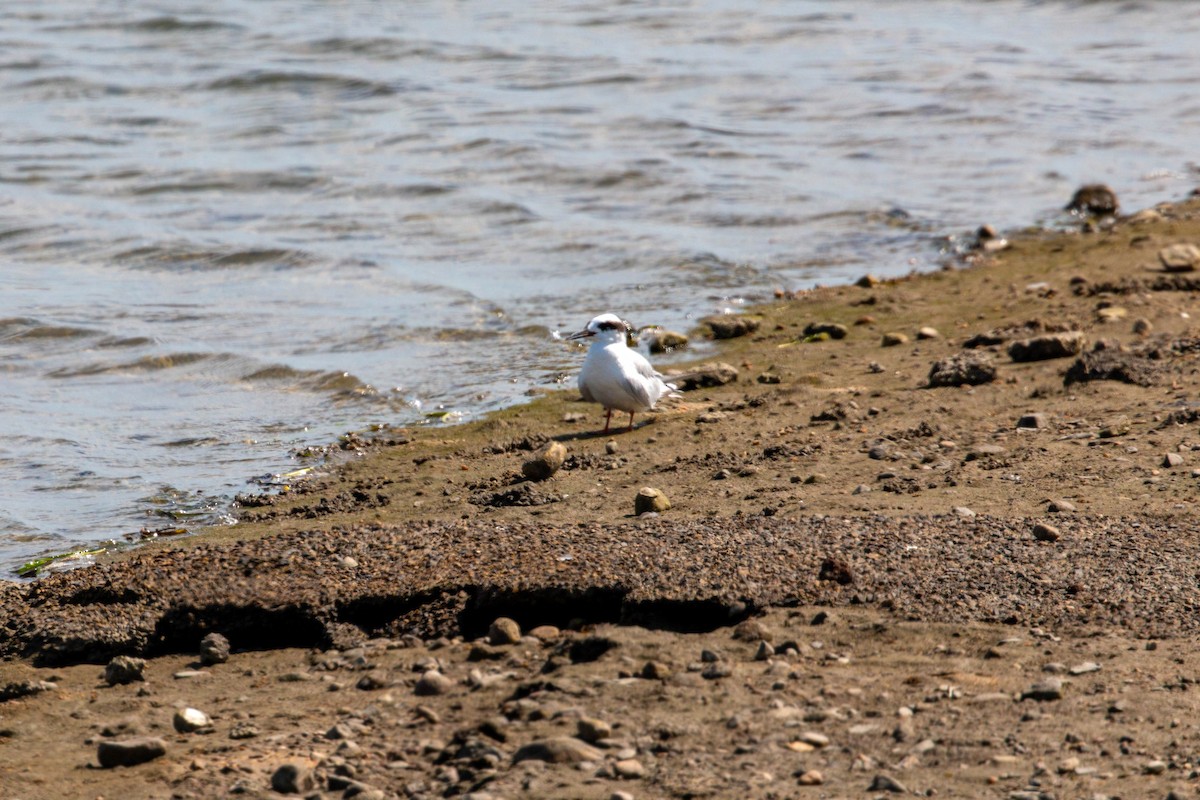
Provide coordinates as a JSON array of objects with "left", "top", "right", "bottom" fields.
[
  {"left": 113, "top": 244, "right": 314, "bottom": 271},
  {"left": 507, "top": 73, "right": 640, "bottom": 91},
  {"left": 203, "top": 70, "right": 396, "bottom": 98},
  {"left": 125, "top": 16, "right": 236, "bottom": 33},
  {"left": 126, "top": 170, "right": 323, "bottom": 196},
  {"left": 0, "top": 318, "right": 98, "bottom": 342},
  {"left": 15, "top": 75, "right": 127, "bottom": 100}
]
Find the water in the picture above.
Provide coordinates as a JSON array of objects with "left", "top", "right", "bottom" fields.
[{"left": 2, "top": 0, "right": 1197, "bottom": 576}]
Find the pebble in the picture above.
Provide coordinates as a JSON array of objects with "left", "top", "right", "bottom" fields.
[
  {"left": 797, "top": 769, "right": 824, "bottom": 785},
  {"left": 868, "top": 773, "right": 908, "bottom": 793},
  {"left": 488, "top": 617, "right": 522, "bottom": 646},
  {"left": 754, "top": 641, "right": 775, "bottom": 661},
  {"left": 1065, "top": 183, "right": 1118, "bottom": 216},
  {"left": 613, "top": 758, "right": 646, "bottom": 778},
  {"left": 856, "top": 274, "right": 881, "bottom": 288},
  {"left": 953, "top": 506, "right": 976, "bottom": 519},
  {"left": 576, "top": 717, "right": 612, "bottom": 743},
  {"left": 927, "top": 352, "right": 996, "bottom": 387},
  {"left": 634, "top": 487, "right": 670, "bottom": 515},
  {"left": 97, "top": 737, "right": 168, "bottom": 768},
  {"left": 415, "top": 671, "right": 455, "bottom": 696},
  {"left": 643, "top": 328, "right": 688, "bottom": 353},
  {"left": 916, "top": 326, "right": 940, "bottom": 340},
  {"left": 1164, "top": 452, "right": 1184, "bottom": 468},
  {"left": 172, "top": 707, "right": 212, "bottom": 733},
  {"left": 668, "top": 362, "right": 738, "bottom": 390},
  {"left": 512, "top": 736, "right": 604, "bottom": 764},
  {"left": 605, "top": 439, "right": 618, "bottom": 454},
  {"left": 610, "top": 793, "right": 635, "bottom": 800},
  {"left": 701, "top": 662, "right": 733, "bottom": 680},
  {"left": 198, "top": 632, "right": 230, "bottom": 666},
  {"left": 1143, "top": 759, "right": 1168, "bottom": 775},
  {"left": 1133, "top": 317, "right": 1153, "bottom": 336},
  {"left": 1017, "top": 413, "right": 1048, "bottom": 429},
  {"left": 799, "top": 731, "right": 829, "bottom": 748},
  {"left": 641, "top": 661, "right": 671, "bottom": 680},
  {"left": 104, "top": 655, "right": 147, "bottom": 686},
  {"left": 1047, "top": 498, "right": 1076, "bottom": 513},
  {"left": 703, "top": 315, "right": 760, "bottom": 340},
  {"left": 803, "top": 322, "right": 848, "bottom": 340},
  {"left": 528, "top": 625, "right": 560, "bottom": 642},
  {"left": 731, "top": 619, "right": 771, "bottom": 642},
  {"left": 881, "top": 332, "right": 908, "bottom": 347},
  {"left": 1032, "top": 523, "right": 1061, "bottom": 542},
  {"left": 522, "top": 441, "right": 568, "bottom": 482},
  {"left": 1159, "top": 243, "right": 1200, "bottom": 272},
  {"left": 1068, "top": 661, "right": 1101, "bottom": 675},
  {"left": 1022, "top": 677, "right": 1064, "bottom": 702},
  {"left": 270, "top": 760, "right": 315, "bottom": 794}
]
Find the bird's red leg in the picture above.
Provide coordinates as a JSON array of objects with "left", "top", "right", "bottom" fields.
[
  {"left": 602, "top": 408, "right": 612, "bottom": 433},
  {"left": 627, "top": 411, "right": 635, "bottom": 432}
]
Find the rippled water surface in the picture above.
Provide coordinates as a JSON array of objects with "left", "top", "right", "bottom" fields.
[{"left": 2, "top": 0, "right": 1198, "bottom": 575}]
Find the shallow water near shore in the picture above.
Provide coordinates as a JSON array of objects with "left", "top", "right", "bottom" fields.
[{"left": 2, "top": 0, "right": 1198, "bottom": 574}]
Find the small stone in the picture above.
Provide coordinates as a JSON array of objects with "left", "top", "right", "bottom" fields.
[
  {"left": 1133, "top": 318, "right": 1153, "bottom": 336},
  {"left": 605, "top": 439, "right": 618, "bottom": 455},
  {"left": 634, "top": 487, "right": 670, "bottom": 515},
  {"left": 1096, "top": 305, "right": 1127, "bottom": 322},
  {"left": 641, "top": 661, "right": 671, "bottom": 680},
  {"left": 799, "top": 731, "right": 829, "bottom": 748},
  {"left": 229, "top": 722, "right": 259, "bottom": 740},
  {"left": 916, "top": 326, "right": 940, "bottom": 340},
  {"left": 804, "top": 322, "right": 848, "bottom": 340},
  {"left": 1008, "top": 332, "right": 1086, "bottom": 362},
  {"left": 488, "top": 617, "right": 522, "bottom": 646},
  {"left": 703, "top": 315, "right": 760, "bottom": 340},
  {"left": 1069, "top": 661, "right": 1101, "bottom": 675},
  {"left": 1047, "top": 498, "right": 1076, "bottom": 513},
  {"left": 953, "top": 506, "right": 976, "bottom": 518},
  {"left": 198, "top": 633, "right": 230, "bottom": 666},
  {"left": 856, "top": 274, "right": 881, "bottom": 288},
  {"left": 701, "top": 662, "right": 733, "bottom": 680},
  {"left": 797, "top": 769, "right": 824, "bottom": 785},
  {"left": 754, "top": 641, "right": 775, "bottom": 661},
  {"left": 643, "top": 328, "right": 688, "bottom": 353},
  {"left": 1164, "top": 452, "right": 1184, "bottom": 468},
  {"left": 965, "top": 444, "right": 1006, "bottom": 461},
  {"left": 927, "top": 352, "right": 996, "bottom": 387},
  {"left": 756, "top": 372, "right": 782, "bottom": 384},
  {"left": 1017, "top": 413, "right": 1048, "bottom": 429},
  {"left": 881, "top": 332, "right": 908, "bottom": 347},
  {"left": 868, "top": 773, "right": 908, "bottom": 793},
  {"left": 528, "top": 625, "right": 560, "bottom": 642},
  {"left": 414, "top": 671, "right": 455, "bottom": 696},
  {"left": 1159, "top": 243, "right": 1200, "bottom": 272},
  {"left": 668, "top": 362, "right": 738, "bottom": 391},
  {"left": 610, "top": 792, "right": 636, "bottom": 800},
  {"left": 270, "top": 760, "right": 315, "bottom": 794},
  {"left": 172, "top": 707, "right": 212, "bottom": 733},
  {"left": 732, "top": 619, "right": 771, "bottom": 642},
  {"left": 613, "top": 758, "right": 646, "bottom": 778},
  {"left": 97, "top": 737, "right": 167, "bottom": 768},
  {"left": 818, "top": 557, "right": 853, "bottom": 585},
  {"left": 1022, "top": 677, "right": 1064, "bottom": 702},
  {"left": 1065, "top": 183, "right": 1118, "bottom": 216},
  {"left": 1143, "top": 759, "right": 1168, "bottom": 775},
  {"left": 576, "top": 717, "right": 612, "bottom": 743},
  {"left": 513, "top": 737, "right": 604, "bottom": 765},
  {"left": 1032, "top": 523, "right": 1061, "bottom": 542},
  {"left": 522, "top": 441, "right": 568, "bottom": 482},
  {"left": 104, "top": 655, "right": 147, "bottom": 686}
]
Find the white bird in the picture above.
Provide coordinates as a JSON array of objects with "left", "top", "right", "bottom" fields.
[{"left": 566, "top": 312, "right": 679, "bottom": 433}]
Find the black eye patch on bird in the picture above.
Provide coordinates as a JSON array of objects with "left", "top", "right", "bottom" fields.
[{"left": 596, "top": 319, "right": 630, "bottom": 332}]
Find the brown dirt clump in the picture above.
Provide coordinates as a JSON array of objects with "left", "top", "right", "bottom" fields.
[{"left": 6, "top": 196, "right": 1200, "bottom": 798}]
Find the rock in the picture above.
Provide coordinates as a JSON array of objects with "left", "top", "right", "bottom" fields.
[
  {"left": 703, "top": 315, "right": 760, "bottom": 339},
  {"left": 799, "top": 731, "right": 829, "bottom": 748},
  {"left": 731, "top": 619, "right": 771, "bottom": 642},
  {"left": 229, "top": 722, "right": 259, "bottom": 739},
  {"left": 953, "top": 506, "right": 976, "bottom": 518},
  {"left": 1159, "top": 243, "right": 1200, "bottom": 272},
  {"left": 1143, "top": 759, "right": 1168, "bottom": 775},
  {"left": 513, "top": 737, "right": 604, "bottom": 765},
  {"left": 669, "top": 362, "right": 738, "bottom": 391},
  {"left": 916, "top": 326, "right": 940, "bottom": 340},
  {"left": 172, "top": 707, "right": 212, "bottom": 733},
  {"left": 754, "top": 641, "right": 775, "bottom": 661},
  {"left": 927, "top": 352, "right": 996, "bottom": 387},
  {"left": 756, "top": 372, "right": 782, "bottom": 384},
  {"left": 1017, "top": 412, "right": 1048, "bottom": 429},
  {"left": 797, "top": 769, "right": 824, "bottom": 785},
  {"left": 1065, "top": 183, "right": 1118, "bottom": 216},
  {"left": 1047, "top": 498, "right": 1076, "bottom": 513},
  {"left": 1033, "top": 523, "right": 1061, "bottom": 542},
  {"left": 528, "top": 625, "right": 560, "bottom": 642},
  {"left": 97, "top": 737, "right": 167, "bottom": 768},
  {"left": 868, "top": 773, "right": 908, "bottom": 793},
  {"left": 965, "top": 444, "right": 1006, "bottom": 461},
  {"left": 104, "top": 655, "right": 147, "bottom": 686},
  {"left": 522, "top": 441, "right": 568, "bottom": 482},
  {"left": 701, "top": 662, "right": 732, "bottom": 680},
  {"left": 642, "top": 328, "right": 688, "bottom": 353},
  {"left": 803, "top": 322, "right": 848, "bottom": 340},
  {"left": 1008, "top": 332, "right": 1085, "bottom": 362},
  {"left": 415, "top": 671, "right": 455, "bottom": 696},
  {"left": 635, "top": 487, "right": 670, "bottom": 515},
  {"left": 1096, "top": 305, "right": 1127, "bottom": 322},
  {"left": 198, "top": 632, "right": 230, "bottom": 666},
  {"left": 1164, "top": 452, "right": 1184, "bottom": 468},
  {"left": 641, "top": 661, "right": 671, "bottom": 680},
  {"left": 488, "top": 617, "right": 522, "bottom": 646},
  {"left": 881, "top": 332, "right": 908, "bottom": 347},
  {"left": 856, "top": 274, "right": 880, "bottom": 288},
  {"left": 605, "top": 439, "right": 618, "bottom": 455},
  {"left": 577, "top": 717, "right": 612, "bottom": 743},
  {"left": 1069, "top": 661, "right": 1101, "bottom": 675},
  {"left": 1022, "top": 677, "right": 1064, "bottom": 702},
  {"left": 1133, "top": 317, "right": 1152, "bottom": 336},
  {"left": 818, "top": 557, "right": 853, "bottom": 585},
  {"left": 270, "top": 760, "right": 315, "bottom": 794},
  {"left": 613, "top": 758, "right": 645, "bottom": 778},
  {"left": 1064, "top": 349, "right": 1159, "bottom": 387}
]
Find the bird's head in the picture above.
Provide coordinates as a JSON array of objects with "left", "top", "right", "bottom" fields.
[{"left": 566, "top": 313, "right": 632, "bottom": 345}]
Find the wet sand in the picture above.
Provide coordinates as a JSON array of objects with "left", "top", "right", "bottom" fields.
[{"left": 4, "top": 194, "right": 1200, "bottom": 798}]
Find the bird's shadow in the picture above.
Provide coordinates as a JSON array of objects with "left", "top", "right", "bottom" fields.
[{"left": 552, "top": 420, "right": 654, "bottom": 442}]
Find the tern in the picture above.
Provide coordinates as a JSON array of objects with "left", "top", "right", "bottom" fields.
[{"left": 566, "top": 313, "right": 679, "bottom": 433}]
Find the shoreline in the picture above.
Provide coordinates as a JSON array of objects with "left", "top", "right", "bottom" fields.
[{"left": 5, "top": 191, "right": 1200, "bottom": 797}]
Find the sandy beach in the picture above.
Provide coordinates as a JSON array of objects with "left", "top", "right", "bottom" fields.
[{"left": 4, "top": 193, "right": 1200, "bottom": 799}]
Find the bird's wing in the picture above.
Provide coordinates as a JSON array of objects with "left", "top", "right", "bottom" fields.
[{"left": 628, "top": 350, "right": 663, "bottom": 380}]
